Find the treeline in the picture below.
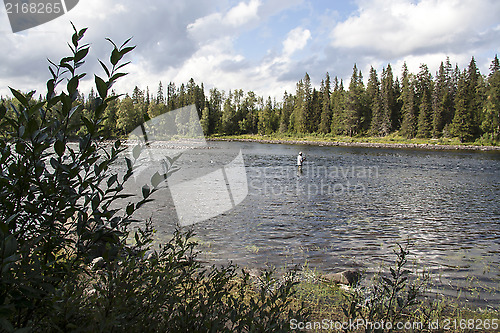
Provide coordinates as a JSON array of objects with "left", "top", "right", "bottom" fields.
[{"left": 2, "top": 56, "right": 499, "bottom": 143}]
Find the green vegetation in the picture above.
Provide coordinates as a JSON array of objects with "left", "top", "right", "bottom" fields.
[
  {"left": 290, "top": 244, "right": 499, "bottom": 332},
  {"left": 209, "top": 132, "right": 482, "bottom": 148},
  {"left": 1, "top": 25, "right": 498, "bottom": 332}
]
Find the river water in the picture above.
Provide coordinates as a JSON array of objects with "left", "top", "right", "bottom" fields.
[{"left": 123, "top": 141, "right": 500, "bottom": 306}]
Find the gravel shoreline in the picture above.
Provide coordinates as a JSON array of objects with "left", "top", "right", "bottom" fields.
[{"left": 209, "top": 137, "right": 500, "bottom": 151}]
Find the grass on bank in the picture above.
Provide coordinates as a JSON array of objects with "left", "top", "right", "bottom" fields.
[
  {"left": 260, "top": 242, "right": 500, "bottom": 333},
  {"left": 210, "top": 132, "right": 500, "bottom": 148},
  {"left": 290, "top": 276, "right": 499, "bottom": 332}
]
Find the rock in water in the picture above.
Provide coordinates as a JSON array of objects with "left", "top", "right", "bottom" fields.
[{"left": 321, "top": 270, "right": 360, "bottom": 286}]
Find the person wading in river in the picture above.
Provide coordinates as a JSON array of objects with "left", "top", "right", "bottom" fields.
[{"left": 297, "top": 152, "right": 306, "bottom": 173}]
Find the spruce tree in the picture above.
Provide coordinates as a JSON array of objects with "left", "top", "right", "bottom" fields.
[
  {"left": 367, "top": 66, "right": 381, "bottom": 136},
  {"left": 451, "top": 71, "right": 475, "bottom": 142},
  {"left": 156, "top": 81, "right": 164, "bottom": 104},
  {"left": 344, "top": 64, "right": 365, "bottom": 136},
  {"left": 166, "top": 82, "right": 176, "bottom": 111},
  {"left": 467, "top": 57, "right": 483, "bottom": 137},
  {"left": 222, "top": 91, "right": 237, "bottom": 135},
  {"left": 292, "top": 73, "right": 312, "bottom": 133},
  {"left": 481, "top": 55, "right": 500, "bottom": 140},
  {"left": 200, "top": 106, "right": 210, "bottom": 135},
  {"left": 399, "top": 63, "right": 418, "bottom": 138},
  {"left": 489, "top": 54, "right": 500, "bottom": 76},
  {"left": 330, "top": 78, "right": 346, "bottom": 135},
  {"left": 380, "top": 64, "right": 395, "bottom": 136},
  {"left": 432, "top": 61, "right": 448, "bottom": 137},
  {"left": 279, "top": 91, "right": 293, "bottom": 133},
  {"left": 416, "top": 64, "right": 433, "bottom": 138},
  {"left": 244, "top": 91, "right": 259, "bottom": 134},
  {"left": 319, "top": 73, "right": 332, "bottom": 134},
  {"left": 393, "top": 77, "right": 402, "bottom": 130},
  {"left": 310, "top": 88, "right": 321, "bottom": 132},
  {"left": 208, "top": 87, "right": 223, "bottom": 134}
]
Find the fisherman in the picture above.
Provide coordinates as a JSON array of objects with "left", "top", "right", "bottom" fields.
[{"left": 297, "top": 152, "right": 306, "bottom": 172}]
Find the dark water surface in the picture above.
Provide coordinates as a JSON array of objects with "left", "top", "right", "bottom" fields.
[{"left": 126, "top": 141, "right": 500, "bottom": 306}]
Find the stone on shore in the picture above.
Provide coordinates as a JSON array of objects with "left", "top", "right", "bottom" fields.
[{"left": 320, "top": 270, "right": 360, "bottom": 286}]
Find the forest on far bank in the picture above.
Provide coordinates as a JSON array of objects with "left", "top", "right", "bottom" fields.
[{"left": 2, "top": 55, "right": 500, "bottom": 144}]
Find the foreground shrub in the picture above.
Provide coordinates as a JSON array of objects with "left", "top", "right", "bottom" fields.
[
  {"left": 39, "top": 226, "right": 309, "bottom": 332},
  {"left": 341, "top": 243, "right": 435, "bottom": 332}
]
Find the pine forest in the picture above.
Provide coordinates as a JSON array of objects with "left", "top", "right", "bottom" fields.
[{"left": 3, "top": 55, "right": 500, "bottom": 144}]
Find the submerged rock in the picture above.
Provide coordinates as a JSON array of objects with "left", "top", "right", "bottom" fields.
[{"left": 321, "top": 270, "right": 360, "bottom": 286}]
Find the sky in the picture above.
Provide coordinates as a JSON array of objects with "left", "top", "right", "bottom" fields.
[{"left": 1, "top": 0, "right": 500, "bottom": 100}]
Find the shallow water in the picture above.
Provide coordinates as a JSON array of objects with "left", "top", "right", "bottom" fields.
[{"left": 124, "top": 141, "right": 500, "bottom": 306}]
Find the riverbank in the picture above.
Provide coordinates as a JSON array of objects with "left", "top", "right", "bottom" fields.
[{"left": 209, "top": 134, "right": 500, "bottom": 151}]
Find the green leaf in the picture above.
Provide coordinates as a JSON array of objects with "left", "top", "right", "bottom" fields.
[
  {"left": 94, "top": 75, "right": 108, "bottom": 99},
  {"left": 120, "top": 46, "right": 136, "bottom": 56},
  {"left": 110, "top": 48, "right": 122, "bottom": 66},
  {"left": 81, "top": 116, "right": 95, "bottom": 133},
  {"left": 125, "top": 157, "right": 133, "bottom": 171},
  {"left": 74, "top": 47, "right": 89, "bottom": 63},
  {"left": 0, "top": 104, "right": 6, "bottom": 119},
  {"left": 92, "top": 195, "right": 100, "bottom": 211},
  {"left": 105, "top": 38, "right": 118, "bottom": 49},
  {"left": 382, "top": 276, "right": 394, "bottom": 287},
  {"left": 99, "top": 60, "right": 110, "bottom": 78},
  {"left": 151, "top": 171, "right": 164, "bottom": 188},
  {"left": 54, "top": 140, "right": 65, "bottom": 157},
  {"left": 72, "top": 30, "right": 78, "bottom": 47},
  {"left": 107, "top": 174, "right": 118, "bottom": 187},
  {"left": 110, "top": 72, "right": 128, "bottom": 83},
  {"left": 9, "top": 87, "right": 28, "bottom": 107},
  {"left": 68, "top": 104, "right": 83, "bottom": 120},
  {"left": 115, "top": 61, "right": 131, "bottom": 71},
  {"left": 50, "top": 157, "right": 60, "bottom": 170},
  {"left": 166, "top": 168, "right": 179, "bottom": 177},
  {"left": 47, "top": 79, "right": 56, "bottom": 97},
  {"left": 132, "top": 145, "right": 142, "bottom": 160},
  {"left": 60, "top": 63, "right": 74, "bottom": 76},
  {"left": 78, "top": 28, "right": 88, "bottom": 40},
  {"left": 120, "top": 37, "right": 133, "bottom": 48},
  {"left": 142, "top": 185, "right": 150, "bottom": 199},
  {"left": 136, "top": 199, "right": 153, "bottom": 209},
  {"left": 95, "top": 103, "right": 106, "bottom": 119},
  {"left": 18, "top": 125, "right": 25, "bottom": 138},
  {"left": 60, "top": 56, "right": 73, "bottom": 65},
  {"left": 67, "top": 76, "right": 79, "bottom": 94},
  {"left": 4, "top": 235, "right": 17, "bottom": 258},
  {"left": 15, "top": 142, "right": 25, "bottom": 155},
  {"left": 105, "top": 95, "right": 122, "bottom": 104},
  {"left": 126, "top": 203, "right": 134, "bottom": 216}
]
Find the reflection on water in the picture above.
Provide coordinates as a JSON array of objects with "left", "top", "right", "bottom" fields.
[{"left": 126, "top": 141, "right": 500, "bottom": 306}]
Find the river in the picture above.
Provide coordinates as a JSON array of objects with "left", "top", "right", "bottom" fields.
[{"left": 123, "top": 140, "right": 500, "bottom": 306}]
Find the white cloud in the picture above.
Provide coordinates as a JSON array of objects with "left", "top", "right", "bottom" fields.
[
  {"left": 1, "top": 0, "right": 498, "bottom": 102},
  {"left": 187, "top": 0, "right": 262, "bottom": 42},
  {"left": 282, "top": 27, "right": 311, "bottom": 56},
  {"left": 226, "top": 0, "right": 261, "bottom": 26},
  {"left": 331, "top": 0, "right": 500, "bottom": 58},
  {"left": 0, "top": 0, "right": 215, "bottom": 96}
]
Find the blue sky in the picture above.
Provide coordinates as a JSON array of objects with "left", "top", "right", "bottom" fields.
[{"left": 1, "top": 0, "right": 499, "bottom": 99}]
